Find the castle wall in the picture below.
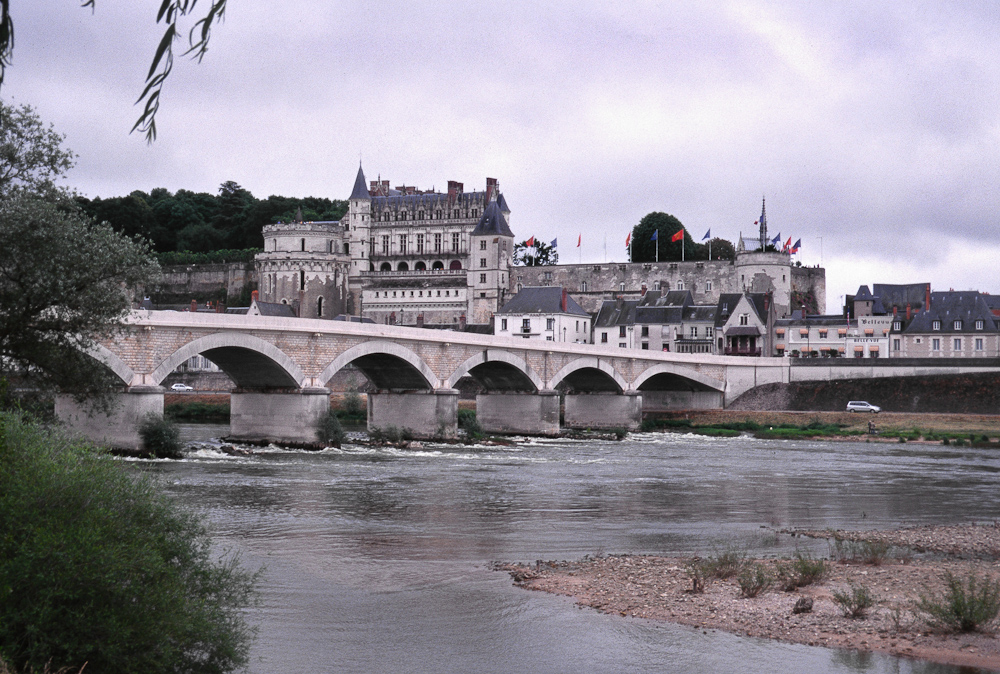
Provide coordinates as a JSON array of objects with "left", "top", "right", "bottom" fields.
[
  {"left": 791, "top": 265, "right": 827, "bottom": 315},
  {"left": 154, "top": 262, "right": 255, "bottom": 304},
  {"left": 510, "top": 260, "right": 736, "bottom": 313}
]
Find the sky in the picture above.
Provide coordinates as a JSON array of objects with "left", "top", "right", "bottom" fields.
[{"left": 6, "top": 1, "right": 1000, "bottom": 314}]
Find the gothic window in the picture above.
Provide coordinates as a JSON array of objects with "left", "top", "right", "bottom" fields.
[
  {"left": 418, "top": 210, "right": 424, "bottom": 220},
  {"left": 472, "top": 209, "right": 478, "bottom": 217},
  {"left": 436, "top": 210, "right": 442, "bottom": 219},
  {"left": 417, "top": 233, "right": 424, "bottom": 254},
  {"left": 382, "top": 235, "right": 390, "bottom": 254},
  {"left": 434, "top": 233, "right": 442, "bottom": 253},
  {"left": 453, "top": 209, "right": 460, "bottom": 218},
  {"left": 399, "top": 234, "right": 407, "bottom": 254},
  {"left": 316, "top": 296, "right": 323, "bottom": 317},
  {"left": 452, "top": 233, "right": 459, "bottom": 252}
]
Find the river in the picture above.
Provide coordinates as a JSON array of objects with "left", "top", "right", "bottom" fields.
[{"left": 136, "top": 426, "right": 1000, "bottom": 673}]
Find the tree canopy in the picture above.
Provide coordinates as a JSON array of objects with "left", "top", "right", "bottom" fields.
[
  {"left": 513, "top": 237, "right": 558, "bottom": 266},
  {"left": 629, "top": 212, "right": 735, "bottom": 262},
  {"left": 0, "top": 100, "right": 160, "bottom": 400}
]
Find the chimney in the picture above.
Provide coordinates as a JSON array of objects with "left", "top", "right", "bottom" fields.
[
  {"left": 416, "top": 313, "right": 424, "bottom": 328},
  {"left": 615, "top": 295, "right": 624, "bottom": 311},
  {"left": 190, "top": 299, "right": 197, "bottom": 313},
  {"left": 459, "top": 313, "right": 467, "bottom": 330},
  {"left": 486, "top": 177, "right": 498, "bottom": 202},
  {"left": 906, "top": 303, "right": 911, "bottom": 321},
  {"left": 640, "top": 284, "right": 647, "bottom": 296},
  {"left": 893, "top": 305, "right": 898, "bottom": 316},
  {"left": 251, "top": 289, "right": 259, "bottom": 303},
  {"left": 926, "top": 284, "right": 931, "bottom": 311},
  {"left": 561, "top": 288, "right": 568, "bottom": 312}
]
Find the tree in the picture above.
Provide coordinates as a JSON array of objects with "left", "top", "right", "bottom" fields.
[
  {"left": 0, "top": 1, "right": 228, "bottom": 142},
  {"left": 0, "top": 411, "right": 259, "bottom": 673},
  {"left": 0, "top": 100, "right": 75, "bottom": 198},
  {"left": 707, "top": 237, "right": 736, "bottom": 261},
  {"left": 630, "top": 212, "right": 689, "bottom": 262},
  {"left": 513, "top": 237, "right": 559, "bottom": 266}
]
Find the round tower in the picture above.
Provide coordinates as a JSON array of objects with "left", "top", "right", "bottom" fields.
[
  {"left": 468, "top": 195, "right": 514, "bottom": 324},
  {"left": 734, "top": 250, "right": 793, "bottom": 316},
  {"left": 346, "top": 165, "right": 372, "bottom": 314}
]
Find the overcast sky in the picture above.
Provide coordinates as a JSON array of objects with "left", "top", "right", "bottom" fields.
[{"left": 7, "top": 1, "right": 1000, "bottom": 313}]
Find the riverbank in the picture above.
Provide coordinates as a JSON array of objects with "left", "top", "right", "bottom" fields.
[{"left": 498, "top": 524, "right": 1000, "bottom": 672}]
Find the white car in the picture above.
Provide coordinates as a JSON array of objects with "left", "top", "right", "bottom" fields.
[
  {"left": 170, "top": 383, "right": 194, "bottom": 392},
  {"left": 846, "top": 401, "right": 880, "bottom": 414}
]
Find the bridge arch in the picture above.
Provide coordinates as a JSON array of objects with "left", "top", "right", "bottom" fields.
[
  {"left": 549, "top": 357, "right": 629, "bottom": 393},
  {"left": 318, "top": 340, "right": 438, "bottom": 391},
  {"left": 445, "top": 350, "right": 543, "bottom": 392},
  {"left": 84, "top": 344, "right": 138, "bottom": 386},
  {"left": 633, "top": 364, "right": 725, "bottom": 392},
  {"left": 150, "top": 333, "right": 305, "bottom": 389}
]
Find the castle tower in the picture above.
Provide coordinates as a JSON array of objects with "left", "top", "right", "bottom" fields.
[
  {"left": 347, "top": 164, "right": 371, "bottom": 314},
  {"left": 469, "top": 195, "right": 514, "bottom": 324}
]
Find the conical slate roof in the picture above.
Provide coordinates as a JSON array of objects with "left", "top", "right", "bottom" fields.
[
  {"left": 349, "top": 165, "right": 370, "bottom": 200},
  {"left": 471, "top": 199, "right": 513, "bottom": 237},
  {"left": 497, "top": 193, "right": 510, "bottom": 213}
]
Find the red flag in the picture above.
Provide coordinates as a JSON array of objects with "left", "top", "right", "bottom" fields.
[
  {"left": 625, "top": 232, "right": 631, "bottom": 247},
  {"left": 784, "top": 237, "right": 791, "bottom": 251},
  {"left": 577, "top": 233, "right": 581, "bottom": 247},
  {"left": 671, "top": 229, "right": 684, "bottom": 242},
  {"left": 526, "top": 236, "right": 535, "bottom": 247}
]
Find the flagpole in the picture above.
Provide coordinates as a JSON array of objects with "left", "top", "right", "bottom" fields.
[
  {"left": 655, "top": 233, "right": 658, "bottom": 263},
  {"left": 681, "top": 229, "right": 685, "bottom": 263}
]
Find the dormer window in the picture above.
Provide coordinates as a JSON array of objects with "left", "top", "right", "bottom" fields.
[
  {"left": 932, "top": 320, "right": 941, "bottom": 331},
  {"left": 740, "top": 314, "right": 749, "bottom": 326},
  {"left": 893, "top": 321, "right": 901, "bottom": 331},
  {"left": 953, "top": 320, "right": 962, "bottom": 330},
  {"left": 976, "top": 319, "right": 985, "bottom": 330}
]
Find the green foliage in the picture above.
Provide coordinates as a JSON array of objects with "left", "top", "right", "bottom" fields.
[
  {"left": 706, "top": 547, "right": 747, "bottom": 579},
  {"left": 0, "top": 411, "right": 259, "bottom": 673},
  {"left": 155, "top": 248, "right": 262, "bottom": 266},
  {"left": 914, "top": 572, "right": 1000, "bottom": 632},
  {"left": 738, "top": 563, "right": 773, "bottom": 598},
  {"left": 629, "top": 212, "right": 733, "bottom": 263},
  {"left": 513, "top": 238, "right": 558, "bottom": 266},
  {"left": 0, "top": 193, "right": 160, "bottom": 400},
  {"left": 0, "top": 101, "right": 76, "bottom": 198},
  {"left": 775, "top": 552, "right": 827, "bottom": 591},
  {"left": 341, "top": 391, "right": 364, "bottom": 417},
  {"left": 833, "top": 583, "right": 877, "bottom": 619},
  {"left": 317, "top": 411, "right": 345, "bottom": 448},
  {"left": 457, "top": 408, "right": 483, "bottom": 439},
  {"left": 137, "top": 413, "right": 182, "bottom": 458},
  {"left": 829, "top": 538, "right": 891, "bottom": 566},
  {"left": 368, "top": 425, "right": 412, "bottom": 444}
]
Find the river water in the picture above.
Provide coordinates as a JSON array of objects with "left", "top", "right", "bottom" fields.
[{"left": 138, "top": 426, "right": 1000, "bottom": 673}]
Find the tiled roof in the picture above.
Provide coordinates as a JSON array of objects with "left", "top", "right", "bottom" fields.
[
  {"left": 471, "top": 199, "right": 514, "bottom": 237},
  {"left": 349, "top": 165, "right": 370, "bottom": 200},
  {"left": 497, "top": 286, "right": 588, "bottom": 316},
  {"left": 905, "top": 291, "right": 998, "bottom": 333}
]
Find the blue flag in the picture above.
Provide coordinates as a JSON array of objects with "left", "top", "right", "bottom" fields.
[
  {"left": 771, "top": 232, "right": 781, "bottom": 245},
  {"left": 702, "top": 229, "right": 711, "bottom": 241},
  {"left": 550, "top": 238, "right": 557, "bottom": 247},
  {"left": 650, "top": 230, "right": 658, "bottom": 242}
]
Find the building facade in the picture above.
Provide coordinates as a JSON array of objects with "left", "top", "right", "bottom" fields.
[{"left": 494, "top": 287, "right": 591, "bottom": 343}]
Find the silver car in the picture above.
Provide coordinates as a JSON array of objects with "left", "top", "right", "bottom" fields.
[
  {"left": 846, "top": 401, "right": 880, "bottom": 414},
  {"left": 170, "top": 383, "right": 194, "bottom": 391}
]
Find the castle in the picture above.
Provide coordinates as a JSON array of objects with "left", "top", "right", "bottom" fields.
[{"left": 254, "top": 168, "right": 825, "bottom": 325}]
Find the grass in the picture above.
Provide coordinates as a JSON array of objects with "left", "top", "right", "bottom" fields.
[
  {"left": 775, "top": 552, "right": 828, "bottom": 591},
  {"left": 829, "top": 538, "right": 891, "bottom": 566},
  {"left": 833, "top": 584, "right": 877, "bottom": 619},
  {"left": 914, "top": 572, "right": 1000, "bottom": 632}
]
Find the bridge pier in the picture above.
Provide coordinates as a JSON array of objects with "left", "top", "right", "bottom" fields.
[
  {"left": 640, "top": 390, "right": 723, "bottom": 412},
  {"left": 229, "top": 387, "right": 331, "bottom": 446},
  {"left": 55, "top": 386, "right": 165, "bottom": 450},
  {"left": 563, "top": 391, "right": 643, "bottom": 431},
  {"left": 368, "top": 389, "right": 458, "bottom": 439},
  {"left": 476, "top": 390, "right": 561, "bottom": 436}
]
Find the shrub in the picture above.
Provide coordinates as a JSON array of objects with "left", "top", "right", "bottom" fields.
[
  {"left": 942, "top": 437, "right": 950, "bottom": 445},
  {"left": 165, "top": 401, "right": 230, "bottom": 422},
  {"left": 317, "top": 411, "right": 345, "bottom": 448},
  {"left": 707, "top": 547, "right": 747, "bottom": 579},
  {"left": 137, "top": 412, "right": 182, "bottom": 458},
  {"left": 829, "top": 538, "right": 890, "bottom": 566},
  {"left": 776, "top": 552, "right": 827, "bottom": 591},
  {"left": 685, "top": 558, "right": 711, "bottom": 593},
  {"left": 342, "top": 391, "right": 364, "bottom": 417},
  {"left": 914, "top": 572, "right": 1000, "bottom": 632},
  {"left": 738, "top": 563, "right": 773, "bottom": 598},
  {"left": 833, "top": 583, "right": 876, "bottom": 618},
  {"left": 0, "top": 412, "right": 259, "bottom": 673}
]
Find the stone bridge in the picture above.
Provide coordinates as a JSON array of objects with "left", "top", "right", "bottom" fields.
[{"left": 55, "top": 312, "right": 1000, "bottom": 448}]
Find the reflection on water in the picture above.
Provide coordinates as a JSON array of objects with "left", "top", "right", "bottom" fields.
[{"left": 139, "top": 426, "right": 1000, "bottom": 674}]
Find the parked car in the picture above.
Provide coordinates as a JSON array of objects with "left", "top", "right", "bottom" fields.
[
  {"left": 170, "top": 383, "right": 194, "bottom": 391},
  {"left": 846, "top": 401, "right": 880, "bottom": 414}
]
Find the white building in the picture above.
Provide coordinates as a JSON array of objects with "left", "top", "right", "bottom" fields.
[{"left": 495, "top": 286, "right": 591, "bottom": 343}]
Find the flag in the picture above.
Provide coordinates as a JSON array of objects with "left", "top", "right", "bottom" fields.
[
  {"left": 791, "top": 238, "right": 801, "bottom": 253},
  {"left": 784, "top": 237, "right": 792, "bottom": 251},
  {"left": 526, "top": 236, "right": 535, "bottom": 247},
  {"left": 550, "top": 238, "right": 557, "bottom": 247},
  {"left": 702, "top": 229, "right": 711, "bottom": 241},
  {"left": 625, "top": 232, "right": 631, "bottom": 247},
  {"left": 650, "top": 230, "right": 658, "bottom": 242},
  {"left": 577, "top": 233, "right": 581, "bottom": 247},
  {"left": 771, "top": 232, "right": 781, "bottom": 245},
  {"left": 671, "top": 229, "right": 684, "bottom": 242}
]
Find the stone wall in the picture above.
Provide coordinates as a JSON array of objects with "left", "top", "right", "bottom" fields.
[{"left": 154, "top": 262, "right": 256, "bottom": 304}]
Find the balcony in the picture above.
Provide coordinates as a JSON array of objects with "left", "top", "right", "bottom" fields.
[{"left": 724, "top": 347, "right": 762, "bottom": 356}]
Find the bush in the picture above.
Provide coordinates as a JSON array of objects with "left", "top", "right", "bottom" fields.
[
  {"left": 137, "top": 413, "right": 182, "bottom": 458},
  {"left": 317, "top": 411, "right": 345, "bottom": 448},
  {"left": 776, "top": 552, "right": 827, "bottom": 591},
  {"left": 342, "top": 391, "right": 364, "bottom": 417},
  {"left": 738, "top": 563, "right": 773, "bottom": 598},
  {"left": 685, "top": 558, "right": 711, "bottom": 593},
  {"left": 0, "top": 412, "right": 259, "bottom": 673},
  {"left": 706, "top": 547, "right": 747, "bottom": 579},
  {"left": 833, "top": 583, "right": 876, "bottom": 619},
  {"left": 829, "top": 538, "right": 890, "bottom": 566},
  {"left": 165, "top": 401, "right": 230, "bottom": 423},
  {"left": 914, "top": 572, "right": 1000, "bottom": 632}
]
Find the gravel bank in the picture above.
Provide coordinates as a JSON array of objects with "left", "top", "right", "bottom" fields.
[{"left": 497, "top": 524, "right": 1000, "bottom": 671}]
